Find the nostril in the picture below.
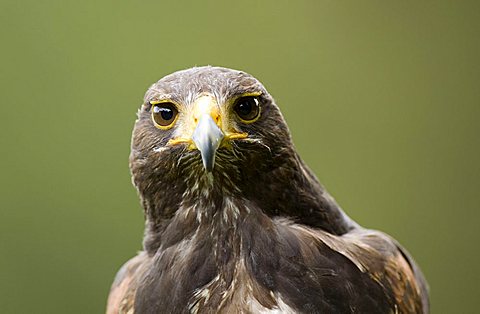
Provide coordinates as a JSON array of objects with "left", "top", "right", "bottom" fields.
[{"left": 194, "top": 118, "right": 198, "bottom": 123}]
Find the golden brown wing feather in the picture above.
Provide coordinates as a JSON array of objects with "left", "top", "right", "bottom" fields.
[
  {"left": 387, "top": 238, "right": 430, "bottom": 313},
  {"left": 106, "top": 252, "right": 151, "bottom": 314},
  {"left": 290, "top": 225, "right": 429, "bottom": 313}
]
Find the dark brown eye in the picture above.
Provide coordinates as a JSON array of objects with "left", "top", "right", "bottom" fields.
[
  {"left": 234, "top": 96, "right": 260, "bottom": 122},
  {"left": 151, "top": 102, "right": 178, "bottom": 129}
]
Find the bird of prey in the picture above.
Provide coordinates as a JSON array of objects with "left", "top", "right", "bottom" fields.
[{"left": 107, "top": 66, "right": 429, "bottom": 313}]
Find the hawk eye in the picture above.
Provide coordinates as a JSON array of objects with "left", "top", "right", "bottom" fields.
[
  {"left": 151, "top": 102, "right": 178, "bottom": 129},
  {"left": 233, "top": 96, "right": 260, "bottom": 122}
]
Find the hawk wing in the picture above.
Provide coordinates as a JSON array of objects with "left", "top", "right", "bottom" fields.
[
  {"left": 106, "top": 252, "right": 151, "bottom": 314},
  {"left": 290, "top": 224, "right": 430, "bottom": 313}
]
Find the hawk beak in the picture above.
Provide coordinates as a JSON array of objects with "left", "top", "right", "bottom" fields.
[
  {"left": 166, "top": 94, "right": 247, "bottom": 172},
  {"left": 192, "top": 114, "right": 224, "bottom": 172}
]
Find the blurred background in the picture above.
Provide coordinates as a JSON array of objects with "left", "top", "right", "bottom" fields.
[{"left": 1, "top": 1, "right": 478, "bottom": 313}]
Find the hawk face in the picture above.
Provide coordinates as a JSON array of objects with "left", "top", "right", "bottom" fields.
[{"left": 130, "top": 67, "right": 294, "bottom": 208}]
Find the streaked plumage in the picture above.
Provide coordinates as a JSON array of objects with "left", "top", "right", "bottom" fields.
[{"left": 107, "top": 66, "right": 429, "bottom": 313}]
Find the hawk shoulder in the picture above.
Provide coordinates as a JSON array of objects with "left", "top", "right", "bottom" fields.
[
  {"left": 289, "top": 224, "right": 429, "bottom": 313},
  {"left": 106, "top": 252, "right": 150, "bottom": 314}
]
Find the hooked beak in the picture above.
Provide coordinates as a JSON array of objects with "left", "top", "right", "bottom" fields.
[
  {"left": 192, "top": 114, "right": 224, "bottom": 172},
  {"left": 166, "top": 93, "right": 248, "bottom": 172}
]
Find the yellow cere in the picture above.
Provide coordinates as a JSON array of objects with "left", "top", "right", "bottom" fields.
[{"left": 164, "top": 92, "right": 260, "bottom": 149}]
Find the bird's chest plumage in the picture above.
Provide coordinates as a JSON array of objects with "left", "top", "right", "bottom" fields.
[
  {"left": 134, "top": 197, "right": 278, "bottom": 313},
  {"left": 133, "top": 195, "right": 394, "bottom": 314}
]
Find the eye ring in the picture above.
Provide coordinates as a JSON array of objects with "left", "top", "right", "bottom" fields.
[
  {"left": 150, "top": 102, "right": 179, "bottom": 129},
  {"left": 233, "top": 96, "right": 261, "bottom": 123}
]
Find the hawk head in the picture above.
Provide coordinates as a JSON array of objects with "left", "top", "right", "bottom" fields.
[{"left": 130, "top": 66, "right": 292, "bottom": 185}]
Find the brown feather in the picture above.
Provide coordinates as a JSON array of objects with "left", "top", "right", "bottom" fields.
[
  {"left": 289, "top": 224, "right": 428, "bottom": 313},
  {"left": 107, "top": 253, "right": 150, "bottom": 314}
]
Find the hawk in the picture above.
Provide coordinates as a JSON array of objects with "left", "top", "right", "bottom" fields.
[{"left": 107, "top": 66, "right": 429, "bottom": 313}]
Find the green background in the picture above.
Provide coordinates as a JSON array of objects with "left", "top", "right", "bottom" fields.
[{"left": 1, "top": 1, "right": 478, "bottom": 313}]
